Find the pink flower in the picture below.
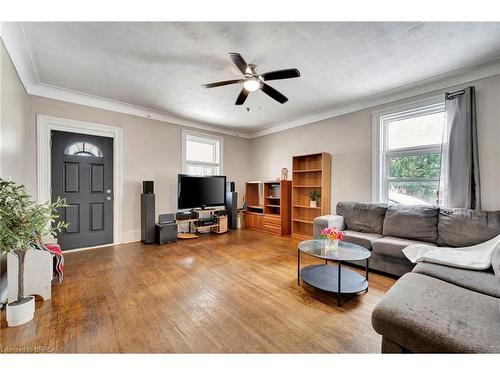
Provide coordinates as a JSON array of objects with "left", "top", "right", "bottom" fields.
[{"left": 320, "top": 226, "right": 344, "bottom": 241}]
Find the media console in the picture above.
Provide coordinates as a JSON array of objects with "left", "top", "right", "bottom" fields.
[{"left": 176, "top": 208, "right": 228, "bottom": 239}]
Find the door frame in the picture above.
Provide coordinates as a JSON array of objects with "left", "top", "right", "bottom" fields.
[{"left": 37, "top": 115, "right": 123, "bottom": 245}]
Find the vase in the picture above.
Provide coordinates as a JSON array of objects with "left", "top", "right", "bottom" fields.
[
  {"left": 324, "top": 238, "right": 339, "bottom": 251},
  {"left": 310, "top": 200, "right": 317, "bottom": 208}
]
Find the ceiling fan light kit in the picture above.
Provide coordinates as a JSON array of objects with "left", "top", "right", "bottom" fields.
[
  {"left": 243, "top": 77, "right": 262, "bottom": 92},
  {"left": 202, "top": 52, "right": 301, "bottom": 106}
]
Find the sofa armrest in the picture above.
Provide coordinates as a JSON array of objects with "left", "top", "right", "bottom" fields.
[{"left": 313, "top": 215, "right": 346, "bottom": 238}]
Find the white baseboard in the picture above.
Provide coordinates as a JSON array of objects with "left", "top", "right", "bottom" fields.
[{"left": 122, "top": 230, "right": 141, "bottom": 243}]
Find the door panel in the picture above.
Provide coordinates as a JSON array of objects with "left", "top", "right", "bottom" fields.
[
  {"left": 90, "top": 164, "right": 104, "bottom": 192},
  {"left": 90, "top": 203, "right": 104, "bottom": 231},
  {"left": 63, "top": 162, "right": 80, "bottom": 193},
  {"left": 51, "top": 131, "right": 114, "bottom": 250},
  {"left": 65, "top": 204, "right": 80, "bottom": 234}
]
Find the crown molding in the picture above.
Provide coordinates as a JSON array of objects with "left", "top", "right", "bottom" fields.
[
  {"left": 28, "top": 82, "right": 253, "bottom": 138},
  {"left": 249, "top": 57, "right": 500, "bottom": 138},
  {"left": 3, "top": 21, "right": 500, "bottom": 140},
  {"left": 0, "top": 22, "right": 253, "bottom": 139}
]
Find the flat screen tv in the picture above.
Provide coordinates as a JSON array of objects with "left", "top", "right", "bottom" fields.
[{"left": 177, "top": 174, "right": 227, "bottom": 210}]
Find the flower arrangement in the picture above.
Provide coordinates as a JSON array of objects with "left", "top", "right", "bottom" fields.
[
  {"left": 320, "top": 227, "right": 344, "bottom": 250},
  {"left": 320, "top": 227, "right": 344, "bottom": 241}
]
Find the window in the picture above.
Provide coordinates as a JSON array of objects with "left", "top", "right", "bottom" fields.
[
  {"left": 64, "top": 142, "right": 103, "bottom": 157},
  {"left": 373, "top": 98, "right": 445, "bottom": 205},
  {"left": 181, "top": 129, "right": 223, "bottom": 176}
]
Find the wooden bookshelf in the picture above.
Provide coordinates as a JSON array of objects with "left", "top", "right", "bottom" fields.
[
  {"left": 292, "top": 152, "right": 331, "bottom": 239},
  {"left": 244, "top": 180, "right": 291, "bottom": 236}
]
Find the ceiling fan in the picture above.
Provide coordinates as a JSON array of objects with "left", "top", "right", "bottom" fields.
[{"left": 202, "top": 52, "right": 301, "bottom": 105}]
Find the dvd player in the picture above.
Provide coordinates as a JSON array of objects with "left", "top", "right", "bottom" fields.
[{"left": 197, "top": 218, "right": 216, "bottom": 226}]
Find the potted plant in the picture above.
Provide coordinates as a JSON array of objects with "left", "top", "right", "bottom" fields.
[
  {"left": 308, "top": 190, "right": 320, "bottom": 207},
  {"left": 0, "top": 179, "right": 67, "bottom": 327}
]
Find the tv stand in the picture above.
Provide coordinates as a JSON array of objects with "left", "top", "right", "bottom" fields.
[{"left": 176, "top": 208, "right": 228, "bottom": 239}]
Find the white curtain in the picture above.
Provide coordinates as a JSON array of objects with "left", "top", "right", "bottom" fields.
[{"left": 439, "top": 86, "right": 481, "bottom": 209}]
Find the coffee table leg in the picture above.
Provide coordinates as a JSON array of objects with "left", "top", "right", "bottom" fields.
[
  {"left": 366, "top": 258, "right": 369, "bottom": 292},
  {"left": 337, "top": 260, "right": 342, "bottom": 307},
  {"left": 297, "top": 248, "right": 300, "bottom": 286}
]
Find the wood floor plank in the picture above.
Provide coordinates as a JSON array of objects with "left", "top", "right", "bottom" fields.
[{"left": 0, "top": 229, "right": 395, "bottom": 353}]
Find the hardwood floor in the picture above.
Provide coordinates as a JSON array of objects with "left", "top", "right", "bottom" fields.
[{"left": 0, "top": 229, "right": 396, "bottom": 353}]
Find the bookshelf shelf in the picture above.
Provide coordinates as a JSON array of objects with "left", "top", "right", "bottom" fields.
[
  {"left": 293, "top": 205, "right": 322, "bottom": 209},
  {"left": 293, "top": 169, "right": 322, "bottom": 173}
]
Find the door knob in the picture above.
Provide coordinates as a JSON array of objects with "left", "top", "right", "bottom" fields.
[
  {"left": 106, "top": 196, "right": 112, "bottom": 201},
  {"left": 106, "top": 189, "right": 112, "bottom": 194}
]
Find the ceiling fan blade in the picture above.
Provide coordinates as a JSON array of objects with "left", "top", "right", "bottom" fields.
[
  {"left": 261, "top": 83, "right": 288, "bottom": 104},
  {"left": 228, "top": 52, "right": 248, "bottom": 75},
  {"left": 260, "top": 68, "right": 301, "bottom": 81},
  {"left": 235, "top": 88, "right": 249, "bottom": 105},
  {"left": 202, "top": 79, "right": 243, "bottom": 88}
]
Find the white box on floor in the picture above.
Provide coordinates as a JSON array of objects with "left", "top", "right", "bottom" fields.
[{"left": 7, "top": 249, "right": 53, "bottom": 302}]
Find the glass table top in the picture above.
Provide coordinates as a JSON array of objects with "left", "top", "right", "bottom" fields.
[{"left": 298, "top": 240, "right": 371, "bottom": 261}]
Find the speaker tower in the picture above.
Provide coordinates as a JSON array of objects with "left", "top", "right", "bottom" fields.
[
  {"left": 141, "top": 181, "right": 155, "bottom": 244},
  {"left": 225, "top": 191, "right": 238, "bottom": 230}
]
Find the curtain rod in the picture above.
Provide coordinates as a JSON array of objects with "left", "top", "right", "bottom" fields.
[{"left": 446, "top": 89, "right": 465, "bottom": 100}]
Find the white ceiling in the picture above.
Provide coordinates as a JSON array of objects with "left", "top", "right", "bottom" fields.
[{"left": 19, "top": 22, "right": 500, "bottom": 133}]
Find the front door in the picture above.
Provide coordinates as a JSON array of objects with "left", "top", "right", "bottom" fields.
[{"left": 51, "top": 130, "right": 114, "bottom": 250}]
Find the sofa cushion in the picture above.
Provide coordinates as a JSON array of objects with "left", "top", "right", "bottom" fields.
[
  {"left": 371, "top": 273, "right": 500, "bottom": 353},
  {"left": 437, "top": 208, "right": 500, "bottom": 247},
  {"left": 336, "top": 202, "right": 388, "bottom": 234},
  {"left": 382, "top": 204, "right": 439, "bottom": 243},
  {"left": 492, "top": 244, "right": 500, "bottom": 279},
  {"left": 343, "top": 230, "right": 383, "bottom": 250},
  {"left": 372, "top": 236, "right": 436, "bottom": 260},
  {"left": 413, "top": 262, "right": 500, "bottom": 299}
]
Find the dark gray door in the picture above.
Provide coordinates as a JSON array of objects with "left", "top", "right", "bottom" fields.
[{"left": 51, "top": 131, "right": 113, "bottom": 250}]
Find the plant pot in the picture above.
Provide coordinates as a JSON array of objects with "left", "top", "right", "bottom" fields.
[
  {"left": 310, "top": 200, "right": 317, "bottom": 208},
  {"left": 6, "top": 296, "right": 35, "bottom": 327}
]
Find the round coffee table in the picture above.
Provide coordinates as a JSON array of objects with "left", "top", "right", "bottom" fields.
[{"left": 297, "top": 239, "right": 371, "bottom": 306}]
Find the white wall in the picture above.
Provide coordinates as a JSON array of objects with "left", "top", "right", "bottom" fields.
[
  {"left": 0, "top": 39, "right": 29, "bottom": 186},
  {"left": 250, "top": 74, "right": 500, "bottom": 211},
  {"left": 27, "top": 96, "right": 252, "bottom": 241},
  {"left": 1, "top": 39, "right": 31, "bottom": 303}
]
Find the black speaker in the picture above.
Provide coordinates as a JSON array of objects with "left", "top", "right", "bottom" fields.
[
  {"left": 225, "top": 192, "right": 238, "bottom": 230},
  {"left": 143, "top": 181, "right": 154, "bottom": 194},
  {"left": 155, "top": 223, "right": 178, "bottom": 245},
  {"left": 141, "top": 193, "right": 155, "bottom": 243},
  {"left": 227, "top": 181, "right": 235, "bottom": 192}
]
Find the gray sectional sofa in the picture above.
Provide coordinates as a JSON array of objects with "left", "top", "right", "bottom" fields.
[
  {"left": 313, "top": 201, "right": 500, "bottom": 277},
  {"left": 314, "top": 202, "right": 500, "bottom": 353},
  {"left": 372, "top": 262, "right": 500, "bottom": 353}
]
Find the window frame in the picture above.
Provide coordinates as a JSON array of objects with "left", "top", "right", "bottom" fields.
[
  {"left": 181, "top": 129, "right": 223, "bottom": 176},
  {"left": 372, "top": 95, "right": 445, "bottom": 204}
]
